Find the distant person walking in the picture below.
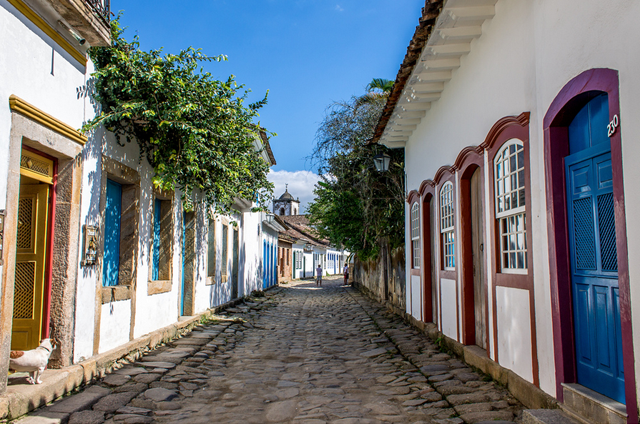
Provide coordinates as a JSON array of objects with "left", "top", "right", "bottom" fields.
[
  {"left": 343, "top": 263, "right": 349, "bottom": 286},
  {"left": 316, "top": 264, "right": 323, "bottom": 287}
]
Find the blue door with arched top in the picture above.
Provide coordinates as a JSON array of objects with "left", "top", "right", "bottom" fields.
[{"left": 566, "top": 93, "right": 624, "bottom": 403}]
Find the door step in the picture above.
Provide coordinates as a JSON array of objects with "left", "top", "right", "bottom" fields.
[
  {"left": 561, "top": 383, "right": 627, "bottom": 424},
  {"left": 522, "top": 409, "right": 578, "bottom": 424}
]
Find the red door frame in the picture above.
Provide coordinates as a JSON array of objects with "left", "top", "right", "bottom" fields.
[
  {"left": 420, "top": 188, "right": 434, "bottom": 323},
  {"left": 457, "top": 148, "right": 485, "bottom": 347},
  {"left": 544, "top": 68, "right": 637, "bottom": 422}
]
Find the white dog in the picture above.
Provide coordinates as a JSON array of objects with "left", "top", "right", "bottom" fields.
[{"left": 9, "top": 339, "right": 55, "bottom": 384}]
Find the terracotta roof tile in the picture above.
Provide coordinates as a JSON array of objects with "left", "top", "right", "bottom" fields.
[{"left": 371, "top": 0, "right": 444, "bottom": 144}]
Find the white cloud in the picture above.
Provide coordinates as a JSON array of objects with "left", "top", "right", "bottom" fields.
[
  {"left": 334, "top": 4, "right": 344, "bottom": 12},
  {"left": 267, "top": 169, "right": 322, "bottom": 214}
]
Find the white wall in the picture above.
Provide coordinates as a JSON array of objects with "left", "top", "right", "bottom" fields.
[
  {"left": 496, "top": 286, "right": 533, "bottom": 383},
  {"left": 401, "top": 0, "right": 640, "bottom": 397},
  {"left": 440, "top": 279, "right": 457, "bottom": 340},
  {"left": 0, "top": 2, "right": 105, "bottom": 362}
]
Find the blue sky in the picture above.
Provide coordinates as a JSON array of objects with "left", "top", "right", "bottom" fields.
[{"left": 112, "top": 0, "right": 423, "bottom": 209}]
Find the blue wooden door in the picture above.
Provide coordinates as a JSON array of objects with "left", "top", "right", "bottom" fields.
[
  {"left": 103, "top": 180, "right": 122, "bottom": 286},
  {"left": 263, "top": 241, "right": 267, "bottom": 289},
  {"left": 566, "top": 94, "right": 624, "bottom": 403}
]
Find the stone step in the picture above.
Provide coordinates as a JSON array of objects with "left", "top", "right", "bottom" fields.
[
  {"left": 522, "top": 409, "right": 578, "bottom": 424},
  {"left": 561, "top": 383, "right": 626, "bottom": 424},
  {"left": 43, "top": 386, "right": 111, "bottom": 414}
]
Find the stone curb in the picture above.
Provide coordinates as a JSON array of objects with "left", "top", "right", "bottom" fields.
[
  {"left": 0, "top": 286, "right": 277, "bottom": 420},
  {"left": 352, "top": 280, "right": 559, "bottom": 411}
]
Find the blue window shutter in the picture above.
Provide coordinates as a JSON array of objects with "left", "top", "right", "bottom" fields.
[
  {"left": 152, "top": 199, "right": 161, "bottom": 280},
  {"left": 103, "top": 180, "right": 122, "bottom": 286}
]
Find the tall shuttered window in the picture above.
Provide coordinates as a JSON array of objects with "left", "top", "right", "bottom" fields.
[
  {"left": 221, "top": 224, "right": 228, "bottom": 281},
  {"left": 411, "top": 203, "right": 420, "bottom": 268},
  {"left": 494, "top": 140, "right": 527, "bottom": 272},
  {"left": 207, "top": 218, "right": 216, "bottom": 278},
  {"left": 440, "top": 182, "right": 455, "bottom": 270},
  {"left": 151, "top": 197, "right": 172, "bottom": 281}
]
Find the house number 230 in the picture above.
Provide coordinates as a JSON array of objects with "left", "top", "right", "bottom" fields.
[{"left": 607, "top": 114, "right": 619, "bottom": 137}]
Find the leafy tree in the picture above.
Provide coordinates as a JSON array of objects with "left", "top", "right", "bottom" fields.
[
  {"left": 84, "top": 18, "right": 273, "bottom": 214},
  {"left": 307, "top": 79, "right": 404, "bottom": 260}
]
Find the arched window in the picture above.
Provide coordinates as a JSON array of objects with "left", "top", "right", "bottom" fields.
[
  {"left": 280, "top": 208, "right": 285, "bottom": 216},
  {"left": 440, "top": 182, "right": 455, "bottom": 270},
  {"left": 494, "top": 139, "right": 527, "bottom": 271},
  {"left": 410, "top": 203, "right": 420, "bottom": 268}
]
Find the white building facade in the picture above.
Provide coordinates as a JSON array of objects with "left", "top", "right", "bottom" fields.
[
  {"left": 376, "top": 1, "right": 640, "bottom": 422},
  {"left": 0, "top": 0, "right": 278, "bottom": 398}
]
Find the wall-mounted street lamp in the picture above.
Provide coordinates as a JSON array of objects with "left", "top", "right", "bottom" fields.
[{"left": 373, "top": 152, "right": 391, "bottom": 172}]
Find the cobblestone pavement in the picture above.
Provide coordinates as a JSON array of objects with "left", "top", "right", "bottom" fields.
[{"left": 19, "top": 276, "right": 524, "bottom": 424}]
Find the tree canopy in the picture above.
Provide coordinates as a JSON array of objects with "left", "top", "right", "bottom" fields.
[
  {"left": 307, "top": 79, "right": 405, "bottom": 260},
  {"left": 85, "top": 18, "right": 273, "bottom": 214}
]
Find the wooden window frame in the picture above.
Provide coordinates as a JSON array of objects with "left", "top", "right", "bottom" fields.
[
  {"left": 410, "top": 202, "right": 421, "bottom": 269},
  {"left": 148, "top": 190, "right": 174, "bottom": 295},
  {"left": 221, "top": 223, "right": 228, "bottom": 283},
  {"left": 439, "top": 181, "right": 456, "bottom": 271},
  {"left": 98, "top": 156, "right": 140, "bottom": 304},
  {"left": 206, "top": 216, "right": 216, "bottom": 285},
  {"left": 494, "top": 140, "right": 528, "bottom": 274},
  {"left": 483, "top": 113, "right": 537, "bottom": 385}
]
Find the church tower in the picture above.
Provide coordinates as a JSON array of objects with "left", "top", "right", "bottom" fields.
[{"left": 273, "top": 185, "right": 301, "bottom": 216}]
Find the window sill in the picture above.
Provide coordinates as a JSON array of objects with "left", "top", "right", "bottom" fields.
[
  {"left": 148, "top": 279, "right": 172, "bottom": 295},
  {"left": 205, "top": 276, "right": 216, "bottom": 286},
  {"left": 101, "top": 285, "right": 132, "bottom": 304}
]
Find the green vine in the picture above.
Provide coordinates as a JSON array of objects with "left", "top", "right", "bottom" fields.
[{"left": 84, "top": 17, "right": 273, "bottom": 214}]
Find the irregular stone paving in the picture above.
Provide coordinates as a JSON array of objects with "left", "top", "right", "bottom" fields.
[{"left": 17, "top": 276, "right": 523, "bottom": 424}]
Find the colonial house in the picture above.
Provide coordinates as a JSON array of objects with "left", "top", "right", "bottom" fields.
[
  {"left": 374, "top": 1, "right": 640, "bottom": 423},
  {"left": 0, "top": 0, "right": 112, "bottom": 393},
  {"left": 0, "top": 0, "right": 279, "bottom": 408}
]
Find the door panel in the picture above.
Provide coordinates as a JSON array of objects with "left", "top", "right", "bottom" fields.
[
  {"left": 471, "top": 170, "right": 486, "bottom": 349},
  {"left": 12, "top": 184, "right": 49, "bottom": 350},
  {"left": 567, "top": 147, "right": 624, "bottom": 403}
]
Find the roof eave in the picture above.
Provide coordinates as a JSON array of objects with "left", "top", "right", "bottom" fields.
[{"left": 372, "top": 0, "right": 498, "bottom": 148}]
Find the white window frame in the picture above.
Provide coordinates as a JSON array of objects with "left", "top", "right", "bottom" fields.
[
  {"left": 494, "top": 139, "right": 527, "bottom": 274},
  {"left": 411, "top": 202, "right": 420, "bottom": 269},
  {"left": 440, "top": 181, "right": 455, "bottom": 270}
]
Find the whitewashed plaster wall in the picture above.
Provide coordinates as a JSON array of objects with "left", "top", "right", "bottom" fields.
[
  {"left": 242, "top": 210, "right": 262, "bottom": 295},
  {"left": 440, "top": 279, "right": 457, "bottom": 340},
  {"left": 401, "top": 0, "right": 640, "bottom": 396},
  {"left": 0, "top": 0, "right": 88, "bottom": 205},
  {"left": 1, "top": 2, "right": 91, "bottom": 359},
  {"left": 0, "top": 4, "right": 100, "bottom": 362},
  {"left": 496, "top": 286, "right": 533, "bottom": 383}
]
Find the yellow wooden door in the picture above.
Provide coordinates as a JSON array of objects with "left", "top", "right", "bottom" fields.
[{"left": 11, "top": 184, "right": 49, "bottom": 351}]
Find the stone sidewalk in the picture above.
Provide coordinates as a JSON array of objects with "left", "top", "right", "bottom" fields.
[{"left": 14, "top": 276, "right": 523, "bottom": 424}]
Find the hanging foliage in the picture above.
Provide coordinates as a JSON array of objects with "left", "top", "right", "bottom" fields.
[{"left": 84, "top": 18, "right": 273, "bottom": 214}]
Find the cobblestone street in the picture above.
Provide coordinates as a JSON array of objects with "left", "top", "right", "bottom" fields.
[{"left": 20, "top": 277, "right": 523, "bottom": 424}]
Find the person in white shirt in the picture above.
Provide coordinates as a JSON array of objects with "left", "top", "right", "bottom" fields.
[
  {"left": 316, "top": 264, "right": 323, "bottom": 287},
  {"left": 343, "top": 264, "right": 349, "bottom": 286}
]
